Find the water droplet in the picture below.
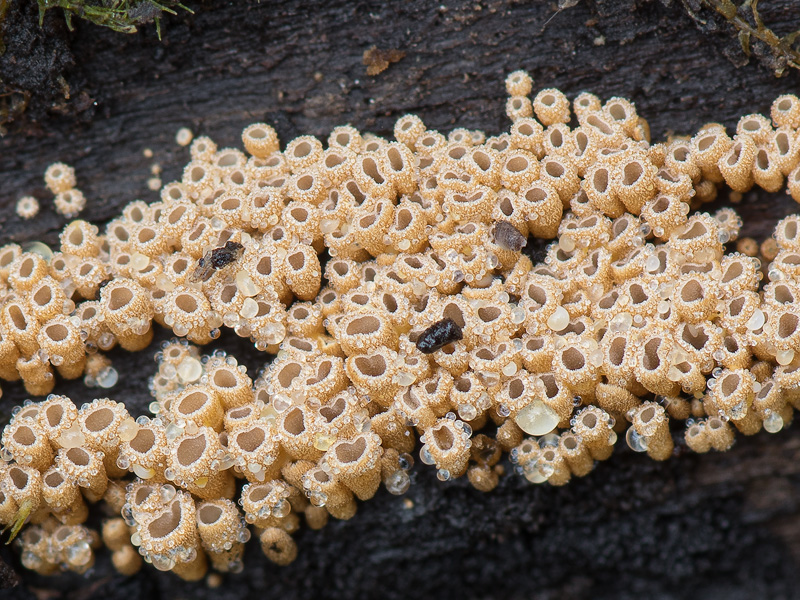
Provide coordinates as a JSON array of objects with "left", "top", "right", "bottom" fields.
[
  {"left": 66, "top": 541, "right": 92, "bottom": 566},
  {"left": 94, "top": 365, "right": 118, "bottom": 388},
  {"left": 151, "top": 554, "right": 176, "bottom": 571},
  {"left": 763, "top": 410, "right": 784, "bottom": 433},
  {"left": 419, "top": 445, "right": 435, "bottom": 465},
  {"left": 273, "top": 499, "right": 290, "bottom": 518},
  {"left": 457, "top": 403, "right": 478, "bottom": 422},
  {"left": 625, "top": 427, "right": 648, "bottom": 452},
  {"left": 522, "top": 461, "right": 548, "bottom": 484},
  {"left": 386, "top": 470, "right": 411, "bottom": 495}
]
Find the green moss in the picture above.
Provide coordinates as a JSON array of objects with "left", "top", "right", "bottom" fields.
[
  {"left": 36, "top": 0, "right": 192, "bottom": 39},
  {"left": 3, "top": 499, "right": 33, "bottom": 544},
  {"left": 702, "top": 0, "right": 800, "bottom": 76}
]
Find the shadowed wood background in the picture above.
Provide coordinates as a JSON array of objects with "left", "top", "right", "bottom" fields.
[{"left": 2, "top": 1, "right": 800, "bottom": 598}]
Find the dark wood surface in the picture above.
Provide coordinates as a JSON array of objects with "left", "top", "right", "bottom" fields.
[{"left": 2, "top": 1, "right": 800, "bottom": 598}]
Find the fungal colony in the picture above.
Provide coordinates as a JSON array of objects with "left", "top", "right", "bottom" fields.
[{"left": 2, "top": 70, "right": 800, "bottom": 580}]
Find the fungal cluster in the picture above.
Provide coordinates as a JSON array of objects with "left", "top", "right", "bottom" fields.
[{"left": 3, "top": 70, "right": 800, "bottom": 580}]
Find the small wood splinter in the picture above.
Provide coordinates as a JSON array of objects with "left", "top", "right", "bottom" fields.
[
  {"left": 415, "top": 318, "right": 463, "bottom": 354},
  {"left": 493, "top": 220, "right": 528, "bottom": 251},
  {"left": 192, "top": 241, "right": 244, "bottom": 282}
]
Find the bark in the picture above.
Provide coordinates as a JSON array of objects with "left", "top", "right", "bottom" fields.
[{"left": 1, "top": 1, "right": 800, "bottom": 598}]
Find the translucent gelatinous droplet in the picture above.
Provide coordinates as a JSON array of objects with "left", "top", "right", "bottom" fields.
[
  {"left": 132, "top": 464, "right": 156, "bottom": 479},
  {"left": 131, "top": 253, "right": 150, "bottom": 272},
  {"left": 320, "top": 218, "right": 339, "bottom": 234},
  {"left": 727, "top": 400, "right": 747, "bottom": 421},
  {"left": 155, "top": 274, "right": 176, "bottom": 292},
  {"left": 313, "top": 433, "right": 337, "bottom": 452},
  {"left": 235, "top": 271, "right": 259, "bottom": 297},
  {"left": 272, "top": 394, "right": 292, "bottom": 413},
  {"left": 501, "top": 362, "right": 518, "bottom": 377},
  {"left": 57, "top": 423, "right": 86, "bottom": 449},
  {"left": 559, "top": 234, "right": 576, "bottom": 253},
  {"left": 776, "top": 348, "right": 795, "bottom": 366},
  {"left": 515, "top": 400, "right": 560, "bottom": 436},
  {"left": 177, "top": 357, "right": 203, "bottom": 384},
  {"left": 218, "top": 453, "right": 236, "bottom": 471},
  {"left": 667, "top": 366, "right": 683, "bottom": 382},
  {"left": 547, "top": 306, "right": 569, "bottom": 332},
  {"left": 589, "top": 349, "right": 604, "bottom": 368},
  {"left": 260, "top": 404, "right": 279, "bottom": 423},
  {"left": 746, "top": 309, "right": 766, "bottom": 331},
  {"left": 395, "top": 371, "right": 417, "bottom": 387},
  {"left": 23, "top": 241, "right": 53, "bottom": 260},
  {"left": 240, "top": 297, "right": 259, "bottom": 319},
  {"left": 118, "top": 417, "right": 140, "bottom": 442},
  {"left": 609, "top": 311, "right": 633, "bottom": 333},
  {"left": 165, "top": 423, "right": 184, "bottom": 442}
]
